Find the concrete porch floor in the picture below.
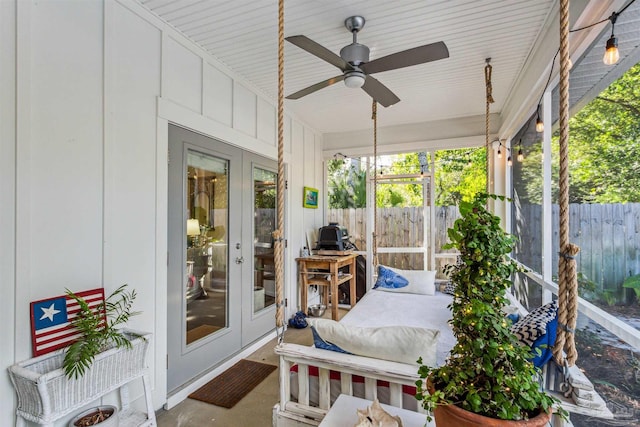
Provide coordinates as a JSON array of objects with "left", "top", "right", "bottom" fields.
[{"left": 156, "top": 309, "right": 344, "bottom": 426}]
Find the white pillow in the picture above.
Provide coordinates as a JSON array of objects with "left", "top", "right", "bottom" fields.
[
  {"left": 380, "top": 267, "right": 436, "bottom": 295},
  {"left": 308, "top": 318, "right": 440, "bottom": 366}
]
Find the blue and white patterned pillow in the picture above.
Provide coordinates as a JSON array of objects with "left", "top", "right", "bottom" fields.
[
  {"left": 442, "top": 281, "right": 457, "bottom": 295},
  {"left": 510, "top": 300, "right": 558, "bottom": 347},
  {"left": 373, "top": 265, "right": 409, "bottom": 290}
]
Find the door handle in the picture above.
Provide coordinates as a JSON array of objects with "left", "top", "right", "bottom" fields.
[{"left": 235, "top": 257, "right": 244, "bottom": 264}]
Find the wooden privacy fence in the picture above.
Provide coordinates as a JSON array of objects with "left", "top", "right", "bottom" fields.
[
  {"left": 327, "top": 206, "right": 460, "bottom": 271},
  {"left": 514, "top": 203, "right": 640, "bottom": 294},
  {"left": 329, "top": 203, "right": 640, "bottom": 293}
]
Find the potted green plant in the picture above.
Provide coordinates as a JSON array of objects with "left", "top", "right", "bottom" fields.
[
  {"left": 63, "top": 284, "right": 141, "bottom": 379},
  {"left": 416, "top": 193, "right": 560, "bottom": 426}
]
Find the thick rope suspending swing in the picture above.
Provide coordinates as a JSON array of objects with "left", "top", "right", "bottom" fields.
[
  {"left": 553, "top": 0, "right": 580, "bottom": 368},
  {"left": 372, "top": 100, "right": 379, "bottom": 272},
  {"left": 274, "top": 0, "right": 286, "bottom": 344}
]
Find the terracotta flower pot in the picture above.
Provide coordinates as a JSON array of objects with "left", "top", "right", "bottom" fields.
[
  {"left": 433, "top": 403, "right": 551, "bottom": 427},
  {"left": 427, "top": 377, "right": 551, "bottom": 427}
]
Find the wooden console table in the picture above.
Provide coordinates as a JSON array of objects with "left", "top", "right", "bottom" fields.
[{"left": 296, "top": 253, "right": 357, "bottom": 321}]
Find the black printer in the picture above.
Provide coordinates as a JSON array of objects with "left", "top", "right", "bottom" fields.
[{"left": 316, "top": 222, "right": 351, "bottom": 251}]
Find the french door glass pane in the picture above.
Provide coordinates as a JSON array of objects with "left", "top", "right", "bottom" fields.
[
  {"left": 253, "top": 167, "right": 277, "bottom": 313},
  {"left": 185, "top": 150, "right": 229, "bottom": 344}
]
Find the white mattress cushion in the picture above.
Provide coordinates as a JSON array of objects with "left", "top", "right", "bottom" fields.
[
  {"left": 339, "top": 289, "right": 455, "bottom": 366},
  {"left": 308, "top": 318, "right": 440, "bottom": 366}
]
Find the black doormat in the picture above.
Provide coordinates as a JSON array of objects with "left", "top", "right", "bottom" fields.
[{"left": 188, "top": 359, "right": 277, "bottom": 408}]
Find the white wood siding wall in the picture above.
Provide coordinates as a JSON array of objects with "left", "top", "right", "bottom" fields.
[
  {"left": 0, "top": 0, "right": 17, "bottom": 424},
  {"left": 0, "top": 0, "right": 322, "bottom": 424}
]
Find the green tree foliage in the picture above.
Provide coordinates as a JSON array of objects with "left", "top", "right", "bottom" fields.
[
  {"left": 434, "top": 148, "right": 487, "bottom": 205},
  {"left": 327, "top": 149, "right": 487, "bottom": 208},
  {"left": 380, "top": 152, "right": 423, "bottom": 207},
  {"left": 563, "top": 63, "right": 640, "bottom": 203},
  {"left": 327, "top": 158, "right": 367, "bottom": 208}
]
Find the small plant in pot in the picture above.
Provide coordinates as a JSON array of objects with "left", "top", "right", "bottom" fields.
[
  {"left": 415, "top": 193, "right": 561, "bottom": 425},
  {"left": 63, "top": 284, "right": 140, "bottom": 380},
  {"left": 69, "top": 405, "right": 118, "bottom": 427}
]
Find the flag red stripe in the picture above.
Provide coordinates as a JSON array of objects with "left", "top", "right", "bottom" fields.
[
  {"left": 36, "top": 332, "right": 84, "bottom": 351},
  {"left": 35, "top": 320, "right": 107, "bottom": 348}
]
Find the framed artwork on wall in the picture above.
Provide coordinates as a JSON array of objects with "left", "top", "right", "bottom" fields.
[{"left": 303, "top": 186, "right": 319, "bottom": 209}]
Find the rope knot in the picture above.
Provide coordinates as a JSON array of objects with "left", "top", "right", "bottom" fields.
[
  {"left": 484, "top": 62, "right": 495, "bottom": 104},
  {"left": 559, "top": 243, "right": 580, "bottom": 260},
  {"left": 558, "top": 322, "right": 575, "bottom": 334}
]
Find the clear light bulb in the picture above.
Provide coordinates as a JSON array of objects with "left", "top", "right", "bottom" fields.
[{"left": 603, "top": 36, "right": 619, "bottom": 65}]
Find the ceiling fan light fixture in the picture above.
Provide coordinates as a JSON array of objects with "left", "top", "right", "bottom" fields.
[{"left": 344, "top": 71, "right": 366, "bottom": 88}]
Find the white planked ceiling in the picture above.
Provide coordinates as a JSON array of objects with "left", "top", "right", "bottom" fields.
[{"left": 135, "top": 0, "right": 556, "bottom": 133}]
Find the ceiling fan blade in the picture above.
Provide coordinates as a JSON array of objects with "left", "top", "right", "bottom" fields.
[
  {"left": 361, "top": 76, "right": 400, "bottom": 107},
  {"left": 286, "top": 35, "right": 350, "bottom": 71},
  {"left": 361, "top": 41, "right": 449, "bottom": 75},
  {"left": 286, "top": 75, "right": 345, "bottom": 100}
]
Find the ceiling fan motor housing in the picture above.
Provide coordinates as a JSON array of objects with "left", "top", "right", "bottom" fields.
[{"left": 340, "top": 43, "right": 370, "bottom": 66}]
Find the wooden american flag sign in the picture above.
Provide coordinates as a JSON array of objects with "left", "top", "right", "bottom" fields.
[{"left": 30, "top": 288, "right": 106, "bottom": 357}]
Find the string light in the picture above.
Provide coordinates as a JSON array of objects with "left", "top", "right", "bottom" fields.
[
  {"left": 493, "top": 140, "right": 523, "bottom": 166},
  {"left": 517, "top": 139, "right": 524, "bottom": 162},
  {"left": 535, "top": 105, "right": 544, "bottom": 133},
  {"left": 533, "top": 0, "right": 636, "bottom": 131},
  {"left": 603, "top": 12, "right": 619, "bottom": 65},
  {"left": 533, "top": 48, "right": 558, "bottom": 135}
]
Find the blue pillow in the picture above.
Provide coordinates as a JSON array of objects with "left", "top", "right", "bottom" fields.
[
  {"left": 530, "top": 316, "right": 557, "bottom": 368},
  {"left": 374, "top": 265, "right": 409, "bottom": 290},
  {"left": 507, "top": 313, "right": 520, "bottom": 324},
  {"left": 310, "top": 326, "right": 351, "bottom": 354}
]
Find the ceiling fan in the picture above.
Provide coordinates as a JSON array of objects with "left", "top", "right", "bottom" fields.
[{"left": 286, "top": 16, "right": 449, "bottom": 107}]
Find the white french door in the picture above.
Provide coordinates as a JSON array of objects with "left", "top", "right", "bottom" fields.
[{"left": 167, "top": 125, "right": 279, "bottom": 392}]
